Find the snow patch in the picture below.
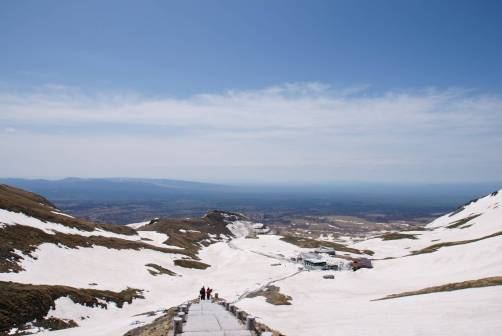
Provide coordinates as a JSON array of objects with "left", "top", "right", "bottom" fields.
[
  {"left": 126, "top": 221, "right": 150, "bottom": 229},
  {"left": 51, "top": 211, "right": 75, "bottom": 218},
  {"left": 0, "top": 209, "right": 140, "bottom": 241}
]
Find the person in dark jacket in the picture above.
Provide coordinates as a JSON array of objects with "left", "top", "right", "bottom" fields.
[
  {"left": 200, "top": 286, "right": 206, "bottom": 300},
  {"left": 206, "top": 287, "right": 212, "bottom": 300}
]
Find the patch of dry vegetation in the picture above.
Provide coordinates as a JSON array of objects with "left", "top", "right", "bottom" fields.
[
  {"left": 400, "top": 227, "right": 428, "bottom": 231},
  {"left": 374, "top": 276, "right": 502, "bottom": 301},
  {"left": 446, "top": 213, "right": 481, "bottom": 229},
  {"left": 280, "top": 235, "right": 373, "bottom": 255},
  {"left": 123, "top": 307, "right": 177, "bottom": 336},
  {"left": 254, "top": 322, "right": 285, "bottom": 336},
  {"left": 0, "top": 281, "right": 143, "bottom": 334},
  {"left": 248, "top": 285, "right": 292, "bottom": 305},
  {"left": 27, "top": 317, "right": 79, "bottom": 334},
  {"left": 139, "top": 210, "right": 242, "bottom": 255},
  {"left": 0, "top": 186, "right": 238, "bottom": 273},
  {"left": 145, "top": 263, "right": 177, "bottom": 276},
  {"left": 174, "top": 259, "right": 210, "bottom": 269},
  {"left": 0, "top": 224, "right": 189, "bottom": 273},
  {"left": 411, "top": 231, "right": 502, "bottom": 255},
  {"left": 0, "top": 184, "right": 135, "bottom": 236},
  {"left": 0, "top": 184, "right": 187, "bottom": 272},
  {"left": 379, "top": 232, "right": 418, "bottom": 240}
]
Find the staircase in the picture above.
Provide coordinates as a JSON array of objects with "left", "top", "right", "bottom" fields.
[{"left": 173, "top": 300, "right": 255, "bottom": 336}]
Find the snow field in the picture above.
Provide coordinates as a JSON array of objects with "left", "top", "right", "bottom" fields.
[{"left": 1, "top": 189, "right": 501, "bottom": 336}]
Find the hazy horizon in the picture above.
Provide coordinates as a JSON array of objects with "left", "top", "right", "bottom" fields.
[{"left": 1, "top": 176, "right": 502, "bottom": 188}]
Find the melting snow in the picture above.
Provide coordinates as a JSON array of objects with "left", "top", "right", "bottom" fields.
[
  {"left": 1, "top": 189, "right": 501, "bottom": 336},
  {"left": 50, "top": 211, "right": 75, "bottom": 218}
]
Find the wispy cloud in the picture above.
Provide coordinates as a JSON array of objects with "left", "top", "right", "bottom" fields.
[
  {"left": 2, "top": 127, "right": 16, "bottom": 133},
  {"left": 1, "top": 83, "right": 501, "bottom": 132},
  {"left": 1, "top": 83, "right": 501, "bottom": 183}
]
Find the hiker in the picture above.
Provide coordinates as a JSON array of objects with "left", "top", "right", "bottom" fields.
[
  {"left": 206, "top": 287, "right": 212, "bottom": 300},
  {"left": 200, "top": 286, "right": 206, "bottom": 300}
]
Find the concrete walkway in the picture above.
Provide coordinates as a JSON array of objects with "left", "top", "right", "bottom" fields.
[{"left": 181, "top": 300, "right": 252, "bottom": 336}]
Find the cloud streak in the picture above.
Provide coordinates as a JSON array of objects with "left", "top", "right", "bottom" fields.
[
  {"left": 1, "top": 83, "right": 501, "bottom": 183},
  {"left": 1, "top": 83, "right": 501, "bottom": 132}
]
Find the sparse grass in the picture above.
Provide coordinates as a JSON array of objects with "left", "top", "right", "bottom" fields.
[
  {"left": 379, "top": 232, "right": 418, "bottom": 241},
  {"left": 280, "top": 235, "right": 371, "bottom": 255},
  {"left": 254, "top": 322, "right": 286, "bottom": 336},
  {"left": 248, "top": 285, "right": 292, "bottom": 305},
  {"left": 145, "top": 263, "right": 177, "bottom": 276},
  {"left": 123, "top": 307, "right": 177, "bottom": 336},
  {"left": 0, "top": 185, "right": 191, "bottom": 272},
  {"left": 446, "top": 214, "right": 481, "bottom": 229},
  {"left": 138, "top": 210, "right": 242, "bottom": 256},
  {"left": 0, "top": 281, "right": 143, "bottom": 333},
  {"left": 374, "top": 276, "right": 502, "bottom": 301},
  {"left": 0, "top": 184, "right": 136, "bottom": 236},
  {"left": 411, "top": 231, "right": 502, "bottom": 255},
  {"left": 0, "top": 187, "right": 241, "bottom": 273},
  {"left": 174, "top": 259, "right": 210, "bottom": 269},
  {"left": 33, "top": 317, "right": 78, "bottom": 331},
  {"left": 447, "top": 198, "right": 480, "bottom": 218},
  {"left": 400, "top": 227, "right": 428, "bottom": 231},
  {"left": 448, "top": 206, "right": 465, "bottom": 217},
  {"left": 0, "top": 224, "right": 190, "bottom": 273}
]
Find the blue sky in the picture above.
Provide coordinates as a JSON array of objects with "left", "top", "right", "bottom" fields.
[
  {"left": 1, "top": 1, "right": 502, "bottom": 184},
  {"left": 2, "top": 0, "right": 502, "bottom": 94}
]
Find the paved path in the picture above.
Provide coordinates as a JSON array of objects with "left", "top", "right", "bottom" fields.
[{"left": 181, "top": 300, "right": 252, "bottom": 336}]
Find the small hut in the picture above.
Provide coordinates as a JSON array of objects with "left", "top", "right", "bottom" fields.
[
  {"left": 351, "top": 258, "right": 373, "bottom": 271},
  {"left": 304, "top": 259, "right": 327, "bottom": 270},
  {"left": 299, "top": 252, "right": 327, "bottom": 270}
]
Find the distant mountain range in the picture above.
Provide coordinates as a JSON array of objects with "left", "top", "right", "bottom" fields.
[
  {"left": 0, "top": 178, "right": 234, "bottom": 201},
  {"left": 0, "top": 178, "right": 499, "bottom": 224}
]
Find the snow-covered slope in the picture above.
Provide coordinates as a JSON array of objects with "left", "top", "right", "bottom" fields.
[
  {"left": 236, "top": 189, "right": 502, "bottom": 336},
  {"left": 351, "top": 190, "right": 502, "bottom": 258},
  {"left": 0, "top": 186, "right": 280, "bottom": 335},
  {"left": 1, "top": 186, "right": 501, "bottom": 336},
  {"left": 0, "top": 208, "right": 141, "bottom": 240}
]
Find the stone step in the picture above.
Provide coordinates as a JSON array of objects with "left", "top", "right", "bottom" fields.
[{"left": 176, "top": 301, "right": 252, "bottom": 336}]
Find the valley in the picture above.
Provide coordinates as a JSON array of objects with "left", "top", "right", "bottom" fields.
[{"left": 0, "top": 185, "right": 501, "bottom": 336}]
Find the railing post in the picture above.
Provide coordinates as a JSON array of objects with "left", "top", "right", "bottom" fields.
[
  {"left": 173, "top": 316, "right": 183, "bottom": 335},
  {"left": 246, "top": 316, "right": 256, "bottom": 331},
  {"left": 177, "top": 311, "right": 186, "bottom": 323}
]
